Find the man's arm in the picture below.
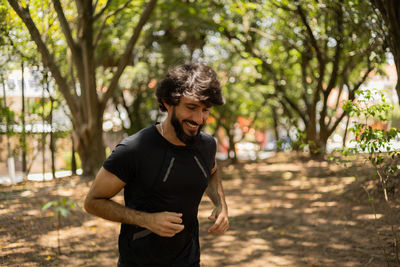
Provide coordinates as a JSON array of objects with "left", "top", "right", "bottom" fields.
[
  {"left": 84, "top": 167, "right": 184, "bottom": 237},
  {"left": 205, "top": 166, "right": 229, "bottom": 235}
]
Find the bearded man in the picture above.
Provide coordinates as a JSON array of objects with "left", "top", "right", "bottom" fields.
[{"left": 84, "top": 63, "right": 229, "bottom": 267}]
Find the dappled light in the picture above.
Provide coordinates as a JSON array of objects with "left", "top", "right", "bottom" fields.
[
  {"left": 1, "top": 0, "right": 400, "bottom": 265},
  {"left": 197, "top": 156, "right": 399, "bottom": 266},
  {"left": 1, "top": 154, "right": 400, "bottom": 266}
]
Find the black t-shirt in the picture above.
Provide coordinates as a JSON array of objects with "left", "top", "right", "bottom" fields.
[{"left": 103, "top": 124, "right": 216, "bottom": 266}]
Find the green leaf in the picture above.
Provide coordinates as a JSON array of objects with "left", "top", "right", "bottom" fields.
[
  {"left": 60, "top": 207, "right": 71, "bottom": 217},
  {"left": 244, "top": 3, "right": 258, "bottom": 9},
  {"left": 42, "top": 201, "right": 55, "bottom": 211}
]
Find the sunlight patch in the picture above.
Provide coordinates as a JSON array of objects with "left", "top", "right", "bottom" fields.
[{"left": 356, "top": 214, "right": 383, "bottom": 220}]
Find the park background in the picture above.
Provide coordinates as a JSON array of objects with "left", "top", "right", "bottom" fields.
[{"left": 1, "top": 0, "right": 400, "bottom": 266}]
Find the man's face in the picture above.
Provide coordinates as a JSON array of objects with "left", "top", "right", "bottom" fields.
[{"left": 170, "top": 96, "right": 211, "bottom": 145}]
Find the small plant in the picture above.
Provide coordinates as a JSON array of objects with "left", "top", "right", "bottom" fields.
[
  {"left": 343, "top": 89, "right": 400, "bottom": 265},
  {"left": 42, "top": 197, "right": 78, "bottom": 254}
]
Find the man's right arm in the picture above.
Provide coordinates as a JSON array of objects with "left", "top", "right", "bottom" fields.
[{"left": 84, "top": 167, "right": 184, "bottom": 237}]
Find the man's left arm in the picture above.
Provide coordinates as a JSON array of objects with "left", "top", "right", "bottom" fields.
[{"left": 205, "top": 163, "right": 229, "bottom": 235}]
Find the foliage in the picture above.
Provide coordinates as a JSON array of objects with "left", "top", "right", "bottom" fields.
[
  {"left": 342, "top": 88, "right": 400, "bottom": 264},
  {"left": 216, "top": 0, "right": 386, "bottom": 154},
  {"left": 5, "top": 0, "right": 158, "bottom": 176},
  {"left": 42, "top": 197, "right": 78, "bottom": 217},
  {"left": 343, "top": 89, "right": 399, "bottom": 158}
]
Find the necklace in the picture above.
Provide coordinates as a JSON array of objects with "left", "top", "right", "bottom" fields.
[{"left": 160, "top": 122, "right": 164, "bottom": 136}]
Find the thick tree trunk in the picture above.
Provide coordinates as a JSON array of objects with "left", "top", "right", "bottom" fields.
[
  {"left": 7, "top": 0, "right": 158, "bottom": 179},
  {"left": 74, "top": 118, "right": 105, "bottom": 177},
  {"left": 318, "top": 128, "right": 330, "bottom": 155},
  {"left": 371, "top": 0, "right": 400, "bottom": 107}
]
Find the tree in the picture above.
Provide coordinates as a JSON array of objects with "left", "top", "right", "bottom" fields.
[
  {"left": 370, "top": 0, "right": 400, "bottom": 107},
  {"left": 219, "top": 0, "right": 386, "bottom": 154},
  {"left": 208, "top": 55, "right": 270, "bottom": 162},
  {"left": 7, "top": 0, "right": 158, "bottom": 176},
  {"left": 112, "top": 0, "right": 222, "bottom": 135}
]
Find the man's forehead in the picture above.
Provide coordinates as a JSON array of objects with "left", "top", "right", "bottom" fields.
[{"left": 180, "top": 96, "right": 210, "bottom": 107}]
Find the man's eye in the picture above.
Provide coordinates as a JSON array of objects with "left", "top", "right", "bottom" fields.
[{"left": 187, "top": 106, "right": 196, "bottom": 110}]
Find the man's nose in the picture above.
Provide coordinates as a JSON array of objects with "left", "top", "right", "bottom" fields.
[{"left": 192, "top": 110, "right": 205, "bottom": 125}]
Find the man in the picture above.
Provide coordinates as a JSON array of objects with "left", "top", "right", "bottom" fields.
[{"left": 84, "top": 63, "right": 229, "bottom": 267}]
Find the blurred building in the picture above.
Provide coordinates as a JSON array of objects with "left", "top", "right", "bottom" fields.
[{"left": 0, "top": 68, "right": 71, "bottom": 176}]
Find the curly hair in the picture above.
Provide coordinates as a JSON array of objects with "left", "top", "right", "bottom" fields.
[{"left": 156, "top": 63, "right": 224, "bottom": 112}]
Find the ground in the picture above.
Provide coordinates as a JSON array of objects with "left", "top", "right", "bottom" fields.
[{"left": 1, "top": 153, "right": 399, "bottom": 266}]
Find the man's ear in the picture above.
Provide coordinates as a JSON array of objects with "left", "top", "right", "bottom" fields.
[{"left": 163, "top": 101, "right": 173, "bottom": 112}]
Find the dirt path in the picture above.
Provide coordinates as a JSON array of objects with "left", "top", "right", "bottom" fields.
[{"left": 1, "top": 154, "right": 398, "bottom": 266}]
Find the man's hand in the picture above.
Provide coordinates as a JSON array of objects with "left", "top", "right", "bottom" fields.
[
  {"left": 144, "top": 211, "right": 185, "bottom": 237},
  {"left": 207, "top": 206, "right": 229, "bottom": 235}
]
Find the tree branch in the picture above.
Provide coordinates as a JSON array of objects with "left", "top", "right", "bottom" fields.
[
  {"left": 271, "top": 1, "right": 296, "bottom": 12},
  {"left": 320, "top": 1, "right": 344, "bottom": 132},
  {"left": 280, "top": 90, "right": 307, "bottom": 124},
  {"left": 51, "top": 0, "right": 78, "bottom": 57},
  {"left": 327, "top": 61, "right": 373, "bottom": 137},
  {"left": 249, "top": 27, "right": 275, "bottom": 40},
  {"left": 300, "top": 50, "right": 311, "bottom": 109},
  {"left": 93, "top": 0, "right": 111, "bottom": 21},
  {"left": 94, "top": 0, "right": 134, "bottom": 48},
  {"left": 324, "top": 1, "right": 343, "bottom": 94},
  {"left": 296, "top": 4, "right": 324, "bottom": 65},
  {"left": 296, "top": 3, "right": 326, "bottom": 107},
  {"left": 101, "top": 0, "right": 158, "bottom": 110}
]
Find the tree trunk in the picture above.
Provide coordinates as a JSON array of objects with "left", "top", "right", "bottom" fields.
[
  {"left": 71, "top": 133, "right": 77, "bottom": 176},
  {"left": 49, "top": 96, "right": 56, "bottom": 179},
  {"left": 306, "top": 106, "right": 319, "bottom": 155},
  {"left": 7, "top": 0, "right": 158, "bottom": 179},
  {"left": 343, "top": 114, "right": 350, "bottom": 149},
  {"left": 21, "top": 61, "right": 27, "bottom": 177},
  {"left": 228, "top": 135, "right": 237, "bottom": 164},
  {"left": 224, "top": 126, "right": 237, "bottom": 164},
  {"left": 371, "top": 0, "right": 400, "bottom": 107},
  {"left": 1, "top": 73, "right": 11, "bottom": 157},
  {"left": 271, "top": 105, "right": 281, "bottom": 152},
  {"left": 318, "top": 128, "right": 330, "bottom": 155},
  {"left": 394, "top": 56, "right": 400, "bottom": 107},
  {"left": 41, "top": 75, "right": 46, "bottom": 181},
  {"left": 73, "top": 118, "right": 105, "bottom": 177}
]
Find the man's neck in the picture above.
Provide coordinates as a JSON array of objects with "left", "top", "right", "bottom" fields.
[{"left": 159, "top": 121, "right": 186, "bottom": 146}]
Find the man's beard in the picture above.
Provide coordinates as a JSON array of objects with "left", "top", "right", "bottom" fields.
[{"left": 171, "top": 108, "right": 203, "bottom": 145}]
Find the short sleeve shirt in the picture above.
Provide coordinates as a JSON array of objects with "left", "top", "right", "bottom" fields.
[{"left": 103, "top": 124, "right": 217, "bottom": 266}]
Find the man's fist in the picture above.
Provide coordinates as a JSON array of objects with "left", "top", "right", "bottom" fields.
[
  {"left": 207, "top": 206, "right": 229, "bottom": 235},
  {"left": 144, "top": 211, "right": 185, "bottom": 237}
]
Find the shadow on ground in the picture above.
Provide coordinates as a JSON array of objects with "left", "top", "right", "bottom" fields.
[{"left": 1, "top": 153, "right": 399, "bottom": 266}]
